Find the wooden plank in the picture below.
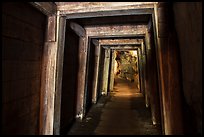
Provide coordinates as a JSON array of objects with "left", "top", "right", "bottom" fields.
[
  {"left": 30, "top": 2, "right": 57, "bottom": 16},
  {"left": 2, "top": 37, "right": 42, "bottom": 61},
  {"left": 63, "top": 9, "right": 153, "bottom": 19},
  {"left": 2, "top": 13, "right": 44, "bottom": 44},
  {"left": 92, "top": 44, "right": 101, "bottom": 103},
  {"left": 109, "top": 50, "right": 116, "bottom": 92},
  {"left": 69, "top": 22, "right": 86, "bottom": 37},
  {"left": 154, "top": 3, "right": 184, "bottom": 134},
  {"left": 53, "top": 16, "right": 66, "bottom": 135},
  {"left": 2, "top": 78, "right": 40, "bottom": 104},
  {"left": 152, "top": 4, "right": 165, "bottom": 134},
  {"left": 99, "top": 39, "right": 143, "bottom": 45},
  {"left": 76, "top": 36, "right": 88, "bottom": 119},
  {"left": 146, "top": 28, "right": 161, "bottom": 126},
  {"left": 2, "top": 2, "right": 46, "bottom": 29},
  {"left": 39, "top": 41, "right": 57, "bottom": 135},
  {"left": 46, "top": 15, "right": 56, "bottom": 42},
  {"left": 2, "top": 106, "right": 39, "bottom": 134},
  {"left": 103, "top": 45, "right": 141, "bottom": 49},
  {"left": 57, "top": 2, "right": 155, "bottom": 18},
  {"left": 90, "top": 34, "right": 145, "bottom": 39},
  {"left": 57, "top": 2, "right": 155, "bottom": 12},
  {"left": 101, "top": 49, "right": 111, "bottom": 95},
  {"left": 2, "top": 60, "right": 41, "bottom": 82},
  {"left": 86, "top": 25, "right": 147, "bottom": 37}
]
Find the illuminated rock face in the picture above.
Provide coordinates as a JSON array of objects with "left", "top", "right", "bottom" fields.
[{"left": 115, "top": 51, "right": 139, "bottom": 83}]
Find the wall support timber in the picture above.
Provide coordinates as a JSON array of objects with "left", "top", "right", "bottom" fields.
[
  {"left": 109, "top": 50, "right": 116, "bottom": 92},
  {"left": 76, "top": 36, "right": 88, "bottom": 120},
  {"left": 53, "top": 16, "right": 66, "bottom": 135},
  {"left": 39, "top": 14, "right": 58, "bottom": 135},
  {"left": 138, "top": 48, "right": 143, "bottom": 95},
  {"left": 141, "top": 42, "right": 149, "bottom": 108},
  {"left": 92, "top": 40, "right": 101, "bottom": 103},
  {"left": 102, "top": 49, "right": 111, "bottom": 95},
  {"left": 154, "top": 3, "right": 183, "bottom": 134},
  {"left": 69, "top": 21, "right": 88, "bottom": 120},
  {"left": 145, "top": 28, "right": 161, "bottom": 126}
]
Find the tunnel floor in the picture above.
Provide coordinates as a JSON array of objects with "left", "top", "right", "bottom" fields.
[{"left": 67, "top": 77, "right": 161, "bottom": 135}]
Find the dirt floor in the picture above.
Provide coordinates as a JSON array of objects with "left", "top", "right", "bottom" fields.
[{"left": 67, "top": 77, "right": 161, "bottom": 135}]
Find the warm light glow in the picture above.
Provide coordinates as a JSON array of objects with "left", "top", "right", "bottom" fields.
[
  {"left": 114, "top": 60, "right": 118, "bottom": 74},
  {"left": 130, "top": 51, "right": 137, "bottom": 57}
]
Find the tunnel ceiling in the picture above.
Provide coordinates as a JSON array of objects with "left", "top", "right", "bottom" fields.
[
  {"left": 59, "top": 2, "right": 153, "bottom": 27},
  {"left": 67, "top": 14, "right": 150, "bottom": 27},
  {"left": 63, "top": 2, "right": 150, "bottom": 50}
]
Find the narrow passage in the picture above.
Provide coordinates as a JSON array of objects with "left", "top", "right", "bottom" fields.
[{"left": 68, "top": 77, "right": 161, "bottom": 135}]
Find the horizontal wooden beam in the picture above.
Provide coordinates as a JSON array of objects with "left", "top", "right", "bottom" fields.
[
  {"left": 86, "top": 25, "right": 147, "bottom": 37},
  {"left": 90, "top": 34, "right": 145, "bottom": 39},
  {"left": 29, "top": 2, "right": 57, "bottom": 16},
  {"left": 102, "top": 45, "right": 140, "bottom": 49},
  {"left": 64, "top": 9, "right": 154, "bottom": 19},
  {"left": 57, "top": 2, "right": 156, "bottom": 11},
  {"left": 112, "top": 48, "right": 138, "bottom": 51},
  {"left": 69, "top": 22, "right": 86, "bottom": 37},
  {"left": 56, "top": 2, "right": 156, "bottom": 17},
  {"left": 99, "top": 39, "right": 143, "bottom": 45}
]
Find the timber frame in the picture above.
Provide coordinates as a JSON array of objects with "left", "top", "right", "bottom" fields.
[{"left": 29, "top": 2, "right": 184, "bottom": 135}]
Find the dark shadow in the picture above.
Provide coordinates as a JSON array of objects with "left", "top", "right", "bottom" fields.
[
  {"left": 67, "top": 95, "right": 112, "bottom": 135},
  {"left": 60, "top": 22, "right": 80, "bottom": 135},
  {"left": 85, "top": 39, "right": 96, "bottom": 115}
]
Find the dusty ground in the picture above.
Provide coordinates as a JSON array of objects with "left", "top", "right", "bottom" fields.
[{"left": 67, "top": 77, "right": 161, "bottom": 135}]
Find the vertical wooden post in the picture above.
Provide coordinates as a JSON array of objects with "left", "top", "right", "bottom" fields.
[
  {"left": 76, "top": 35, "right": 88, "bottom": 119},
  {"left": 135, "top": 50, "right": 140, "bottom": 91},
  {"left": 142, "top": 42, "right": 150, "bottom": 108},
  {"left": 39, "top": 14, "right": 58, "bottom": 135},
  {"left": 154, "top": 3, "right": 184, "bottom": 134},
  {"left": 102, "top": 49, "right": 111, "bottom": 95},
  {"left": 109, "top": 50, "right": 116, "bottom": 92},
  {"left": 145, "top": 28, "right": 161, "bottom": 126},
  {"left": 69, "top": 22, "right": 88, "bottom": 119},
  {"left": 138, "top": 48, "right": 143, "bottom": 94},
  {"left": 53, "top": 16, "right": 66, "bottom": 135},
  {"left": 92, "top": 42, "right": 101, "bottom": 104}
]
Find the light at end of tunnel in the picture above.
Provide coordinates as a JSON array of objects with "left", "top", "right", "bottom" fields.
[
  {"left": 114, "top": 60, "right": 118, "bottom": 74},
  {"left": 130, "top": 51, "right": 137, "bottom": 57}
]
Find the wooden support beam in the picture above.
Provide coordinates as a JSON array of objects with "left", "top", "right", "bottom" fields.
[
  {"left": 145, "top": 28, "right": 161, "bottom": 126},
  {"left": 70, "top": 22, "right": 86, "bottom": 37},
  {"left": 113, "top": 49, "right": 139, "bottom": 51},
  {"left": 56, "top": 2, "right": 156, "bottom": 17},
  {"left": 99, "top": 39, "right": 143, "bottom": 45},
  {"left": 141, "top": 42, "right": 149, "bottom": 108},
  {"left": 154, "top": 3, "right": 183, "bottom": 134},
  {"left": 137, "top": 48, "right": 144, "bottom": 95},
  {"left": 39, "top": 14, "right": 58, "bottom": 135},
  {"left": 76, "top": 36, "right": 88, "bottom": 120},
  {"left": 40, "top": 41, "right": 57, "bottom": 135},
  {"left": 109, "top": 50, "right": 116, "bottom": 92},
  {"left": 86, "top": 25, "right": 147, "bottom": 37},
  {"left": 46, "top": 15, "right": 56, "bottom": 42},
  {"left": 101, "top": 49, "right": 111, "bottom": 95},
  {"left": 103, "top": 45, "right": 141, "bottom": 50},
  {"left": 90, "top": 34, "right": 145, "bottom": 39},
  {"left": 30, "top": 2, "right": 57, "bottom": 16},
  {"left": 57, "top": 2, "right": 155, "bottom": 13},
  {"left": 53, "top": 16, "right": 66, "bottom": 135},
  {"left": 92, "top": 44, "right": 101, "bottom": 103}
]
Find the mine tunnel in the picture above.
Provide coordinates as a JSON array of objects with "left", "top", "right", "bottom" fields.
[{"left": 2, "top": 2, "right": 202, "bottom": 135}]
